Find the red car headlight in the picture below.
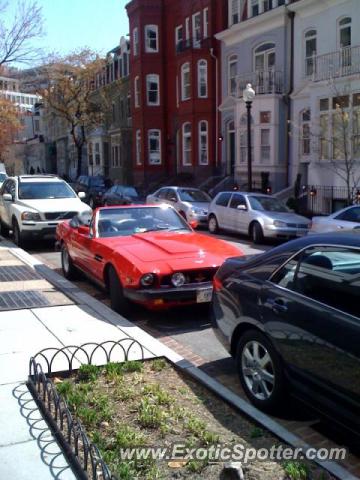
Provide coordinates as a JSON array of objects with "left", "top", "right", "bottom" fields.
[
  {"left": 171, "top": 272, "right": 186, "bottom": 287},
  {"left": 140, "top": 273, "right": 156, "bottom": 287}
]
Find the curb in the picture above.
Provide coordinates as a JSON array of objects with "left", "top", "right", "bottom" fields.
[{"left": 4, "top": 238, "right": 357, "bottom": 480}]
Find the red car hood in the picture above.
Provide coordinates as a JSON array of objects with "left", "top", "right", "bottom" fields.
[{"left": 101, "top": 231, "right": 242, "bottom": 266}]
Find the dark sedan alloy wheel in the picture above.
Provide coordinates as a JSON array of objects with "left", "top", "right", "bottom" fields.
[{"left": 236, "top": 330, "right": 285, "bottom": 412}]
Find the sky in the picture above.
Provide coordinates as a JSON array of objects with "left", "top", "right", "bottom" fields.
[{"left": 5, "top": 0, "right": 130, "bottom": 65}]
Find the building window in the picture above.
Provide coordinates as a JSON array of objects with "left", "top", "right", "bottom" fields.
[
  {"left": 181, "top": 63, "right": 191, "bottom": 101},
  {"left": 304, "top": 30, "right": 317, "bottom": 77},
  {"left": 339, "top": 17, "right": 351, "bottom": 68},
  {"left": 146, "top": 74, "right": 160, "bottom": 106},
  {"left": 251, "top": 0, "right": 259, "bottom": 17},
  {"left": 260, "top": 111, "right": 271, "bottom": 123},
  {"left": 320, "top": 114, "right": 329, "bottom": 160},
  {"left": 88, "top": 143, "right": 93, "bottom": 165},
  {"left": 148, "top": 129, "right": 161, "bottom": 164},
  {"left": 145, "top": 25, "right": 159, "bottom": 53},
  {"left": 175, "top": 25, "right": 183, "bottom": 51},
  {"left": 95, "top": 143, "right": 100, "bottom": 165},
  {"left": 228, "top": 54, "right": 238, "bottom": 96},
  {"left": 301, "top": 109, "right": 311, "bottom": 155},
  {"left": 185, "top": 17, "right": 190, "bottom": 41},
  {"left": 134, "top": 76, "right": 140, "bottom": 108},
  {"left": 182, "top": 122, "right": 192, "bottom": 165},
  {"left": 260, "top": 129, "right": 270, "bottom": 163},
  {"left": 203, "top": 8, "right": 209, "bottom": 38},
  {"left": 136, "top": 130, "right": 142, "bottom": 165},
  {"left": 199, "top": 121, "right": 208, "bottom": 165},
  {"left": 239, "top": 113, "right": 254, "bottom": 163},
  {"left": 229, "top": 0, "right": 241, "bottom": 26},
  {"left": 192, "top": 12, "right": 201, "bottom": 48},
  {"left": 197, "top": 60, "right": 208, "bottom": 98},
  {"left": 353, "top": 93, "right": 360, "bottom": 158},
  {"left": 133, "top": 28, "right": 139, "bottom": 56}
]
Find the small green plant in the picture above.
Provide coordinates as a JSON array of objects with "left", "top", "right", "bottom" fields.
[
  {"left": 177, "top": 386, "right": 188, "bottom": 395},
  {"left": 143, "top": 383, "right": 173, "bottom": 406},
  {"left": 115, "top": 382, "right": 136, "bottom": 401},
  {"left": 121, "top": 360, "right": 144, "bottom": 373},
  {"left": 77, "top": 364, "right": 101, "bottom": 382},
  {"left": 115, "top": 425, "right": 146, "bottom": 448},
  {"left": 185, "top": 415, "right": 219, "bottom": 445},
  {"left": 138, "top": 398, "right": 166, "bottom": 428},
  {"left": 250, "top": 426, "right": 265, "bottom": 438},
  {"left": 55, "top": 380, "right": 73, "bottom": 397},
  {"left": 186, "top": 458, "right": 208, "bottom": 474},
  {"left": 105, "top": 362, "right": 125, "bottom": 380},
  {"left": 150, "top": 358, "right": 167, "bottom": 372},
  {"left": 77, "top": 406, "right": 99, "bottom": 427},
  {"left": 283, "top": 461, "right": 310, "bottom": 480}
]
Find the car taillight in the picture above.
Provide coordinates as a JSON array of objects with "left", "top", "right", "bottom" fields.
[{"left": 213, "top": 276, "right": 223, "bottom": 292}]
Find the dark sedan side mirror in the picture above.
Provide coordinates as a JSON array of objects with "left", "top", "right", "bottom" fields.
[{"left": 78, "top": 225, "right": 90, "bottom": 236}]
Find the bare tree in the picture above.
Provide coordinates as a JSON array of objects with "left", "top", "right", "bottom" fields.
[
  {"left": 40, "top": 49, "right": 106, "bottom": 177},
  {"left": 0, "top": 0, "right": 44, "bottom": 67}
]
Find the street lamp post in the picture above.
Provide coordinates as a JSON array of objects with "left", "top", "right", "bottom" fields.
[{"left": 243, "top": 83, "right": 255, "bottom": 192}]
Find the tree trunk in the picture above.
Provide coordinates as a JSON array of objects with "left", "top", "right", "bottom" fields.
[{"left": 76, "top": 144, "right": 82, "bottom": 178}]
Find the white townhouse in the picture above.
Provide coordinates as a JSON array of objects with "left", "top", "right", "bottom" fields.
[{"left": 289, "top": 0, "right": 360, "bottom": 211}]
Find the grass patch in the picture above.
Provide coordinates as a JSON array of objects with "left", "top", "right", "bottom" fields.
[{"left": 52, "top": 358, "right": 324, "bottom": 480}]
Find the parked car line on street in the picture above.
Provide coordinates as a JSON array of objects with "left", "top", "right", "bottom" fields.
[
  {"left": 56, "top": 204, "right": 241, "bottom": 314},
  {"left": 208, "top": 191, "right": 310, "bottom": 243},
  {"left": 211, "top": 231, "right": 360, "bottom": 434},
  {"left": 0, "top": 175, "right": 91, "bottom": 247},
  {"left": 146, "top": 186, "right": 211, "bottom": 226}
]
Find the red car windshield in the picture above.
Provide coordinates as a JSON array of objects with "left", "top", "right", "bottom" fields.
[{"left": 97, "top": 206, "right": 190, "bottom": 238}]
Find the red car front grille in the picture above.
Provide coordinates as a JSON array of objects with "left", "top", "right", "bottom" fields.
[{"left": 160, "top": 268, "right": 218, "bottom": 287}]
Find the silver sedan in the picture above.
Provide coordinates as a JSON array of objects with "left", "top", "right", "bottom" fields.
[
  {"left": 208, "top": 192, "right": 310, "bottom": 243},
  {"left": 310, "top": 205, "right": 360, "bottom": 233}
]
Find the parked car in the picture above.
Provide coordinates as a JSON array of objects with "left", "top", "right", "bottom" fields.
[
  {"left": 146, "top": 186, "right": 211, "bottom": 226},
  {"left": 211, "top": 231, "right": 360, "bottom": 432},
  {"left": 0, "top": 175, "right": 91, "bottom": 246},
  {"left": 208, "top": 191, "right": 310, "bottom": 243},
  {"left": 73, "top": 175, "right": 112, "bottom": 208},
  {"left": 56, "top": 204, "right": 241, "bottom": 314},
  {"left": 310, "top": 205, "right": 360, "bottom": 233},
  {"left": 102, "top": 185, "right": 142, "bottom": 206}
]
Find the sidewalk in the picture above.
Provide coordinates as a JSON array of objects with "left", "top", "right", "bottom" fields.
[
  {"left": 0, "top": 239, "right": 357, "bottom": 480},
  {"left": 0, "top": 240, "right": 184, "bottom": 480}
]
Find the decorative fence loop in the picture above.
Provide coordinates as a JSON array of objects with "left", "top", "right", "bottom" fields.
[{"left": 27, "top": 339, "right": 146, "bottom": 480}]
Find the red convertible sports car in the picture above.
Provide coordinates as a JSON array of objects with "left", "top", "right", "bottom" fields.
[{"left": 56, "top": 205, "right": 242, "bottom": 314}]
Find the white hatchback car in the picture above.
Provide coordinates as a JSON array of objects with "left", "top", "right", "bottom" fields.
[
  {"left": 0, "top": 175, "right": 91, "bottom": 246},
  {"left": 310, "top": 205, "right": 360, "bottom": 233}
]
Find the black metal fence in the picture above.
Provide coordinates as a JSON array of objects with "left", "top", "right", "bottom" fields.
[
  {"left": 297, "top": 185, "right": 360, "bottom": 216},
  {"left": 27, "top": 339, "right": 146, "bottom": 480}
]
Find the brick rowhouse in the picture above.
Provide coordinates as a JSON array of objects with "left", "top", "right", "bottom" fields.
[{"left": 126, "top": 0, "right": 227, "bottom": 187}]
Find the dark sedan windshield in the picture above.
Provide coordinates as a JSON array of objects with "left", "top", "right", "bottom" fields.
[
  {"left": 178, "top": 189, "right": 211, "bottom": 202},
  {"left": 122, "top": 187, "right": 139, "bottom": 198},
  {"left": 90, "top": 177, "right": 105, "bottom": 187},
  {"left": 18, "top": 181, "right": 77, "bottom": 199},
  {"left": 248, "top": 196, "right": 289, "bottom": 213},
  {"left": 97, "top": 206, "right": 190, "bottom": 238}
]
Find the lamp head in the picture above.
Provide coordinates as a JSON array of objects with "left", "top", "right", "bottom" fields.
[{"left": 243, "top": 83, "right": 255, "bottom": 103}]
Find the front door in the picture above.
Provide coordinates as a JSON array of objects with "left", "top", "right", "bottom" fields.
[{"left": 260, "top": 245, "right": 360, "bottom": 423}]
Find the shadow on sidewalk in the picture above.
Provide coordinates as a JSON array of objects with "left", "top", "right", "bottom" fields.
[{"left": 12, "top": 383, "right": 74, "bottom": 479}]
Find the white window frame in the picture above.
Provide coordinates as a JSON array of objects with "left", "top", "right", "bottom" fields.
[
  {"left": 182, "top": 122, "right": 192, "bottom": 166},
  {"left": 145, "top": 25, "right": 159, "bottom": 53},
  {"left": 136, "top": 129, "right": 142, "bottom": 165},
  {"left": 134, "top": 76, "right": 140, "bottom": 108},
  {"left": 198, "top": 121, "right": 208, "bottom": 165},
  {"left": 192, "top": 12, "right": 201, "bottom": 48},
  {"left": 181, "top": 63, "right": 191, "bottom": 101},
  {"left": 304, "top": 29, "right": 317, "bottom": 77},
  {"left": 197, "top": 59, "right": 208, "bottom": 98},
  {"left": 203, "top": 8, "right": 209, "bottom": 38},
  {"left": 229, "top": 0, "right": 241, "bottom": 26},
  {"left": 175, "top": 25, "right": 183, "bottom": 51},
  {"left": 185, "top": 17, "right": 190, "bottom": 41},
  {"left": 133, "top": 27, "right": 139, "bottom": 56},
  {"left": 260, "top": 128, "right": 271, "bottom": 163},
  {"left": 300, "top": 109, "right": 311, "bottom": 156},
  {"left": 228, "top": 54, "right": 238, "bottom": 96},
  {"left": 146, "top": 74, "right": 160, "bottom": 106},
  {"left": 148, "top": 129, "right": 161, "bottom": 165}
]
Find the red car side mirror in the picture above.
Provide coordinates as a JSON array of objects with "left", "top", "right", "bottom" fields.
[
  {"left": 189, "top": 220, "right": 198, "bottom": 229},
  {"left": 78, "top": 225, "right": 90, "bottom": 236}
]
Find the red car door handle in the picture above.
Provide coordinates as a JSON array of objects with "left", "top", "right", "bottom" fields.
[{"left": 94, "top": 254, "right": 103, "bottom": 262}]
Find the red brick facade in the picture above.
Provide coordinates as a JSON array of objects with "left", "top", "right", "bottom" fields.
[{"left": 126, "top": 0, "right": 227, "bottom": 187}]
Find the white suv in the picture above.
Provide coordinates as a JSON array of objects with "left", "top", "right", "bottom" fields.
[{"left": 0, "top": 175, "right": 92, "bottom": 246}]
